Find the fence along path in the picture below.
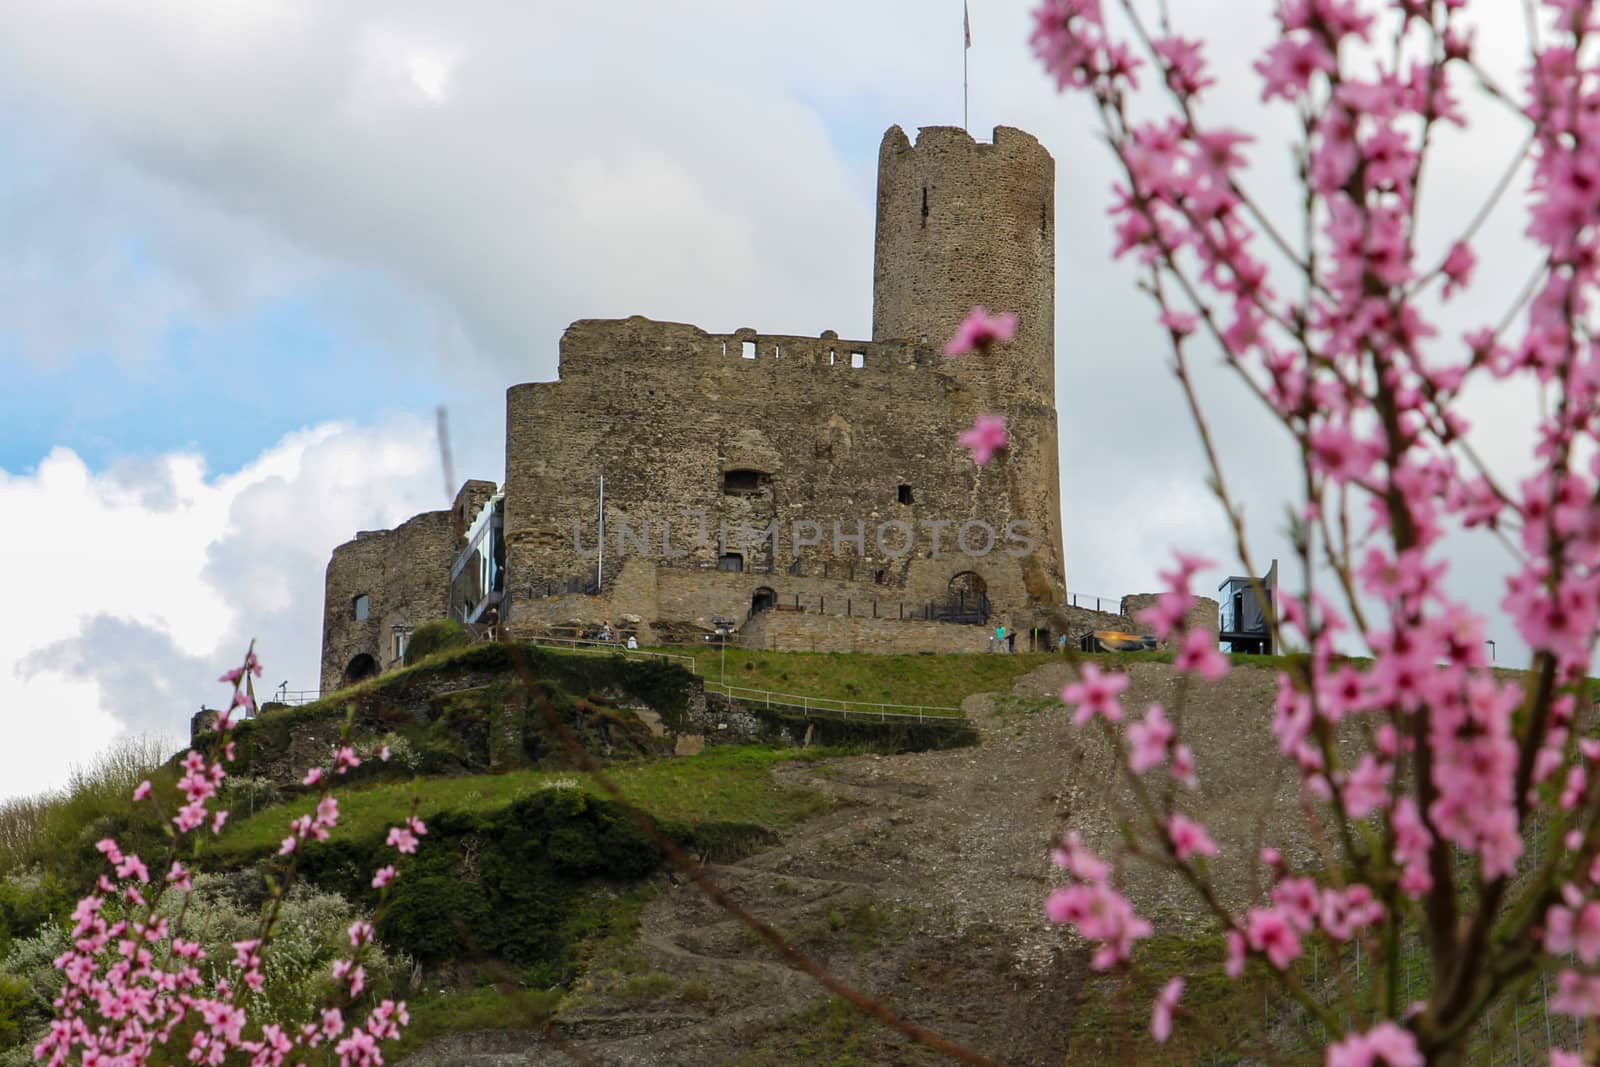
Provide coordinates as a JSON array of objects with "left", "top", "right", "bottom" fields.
[
  {"left": 270, "top": 636, "right": 968, "bottom": 726},
  {"left": 524, "top": 637, "right": 967, "bottom": 725}
]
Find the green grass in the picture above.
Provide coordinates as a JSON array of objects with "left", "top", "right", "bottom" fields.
[
  {"left": 667, "top": 646, "right": 1294, "bottom": 712},
  {"left": 389, "top": 984, "right": 562, "bottom": 1058},
  {"left": 212, "top": 745, "right": 835, "bottom": 862}
]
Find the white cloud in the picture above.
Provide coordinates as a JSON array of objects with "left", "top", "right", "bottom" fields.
[{"left": 1, "top": 419, "right": 453, "bottom": 800}]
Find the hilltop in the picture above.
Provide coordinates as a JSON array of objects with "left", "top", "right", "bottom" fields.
[
  {"left": 398, "top": 656, "right": 1304, "bottom": 1066},
  {"left": 0, "top": 644, "right": 1311, "bottom": 1066}
]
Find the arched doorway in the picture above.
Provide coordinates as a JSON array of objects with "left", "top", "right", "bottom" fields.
[
  {"left": 940, "top": 572, "right": 990, "bottom": 624},
  {"left": 343, "top": 653, "right": 379, "bottom": 686},
  {"left": 751, "top": 587, "right": 777, "bottom": 615}
]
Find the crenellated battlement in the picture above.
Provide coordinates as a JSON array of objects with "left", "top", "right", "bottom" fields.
[
  {"left": 880, "top": 123, "right": 1050, "bottom": 160},
  {"left": 549, "top": 315, "right": 946, "bottom": 382}
]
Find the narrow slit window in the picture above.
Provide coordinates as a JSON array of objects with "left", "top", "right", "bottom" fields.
[
  {"left": 897, "top": 484, "right": 914, "bottom": 505},
  {"left": 829, "top": 349, "right": 837, "bottom": 366}
]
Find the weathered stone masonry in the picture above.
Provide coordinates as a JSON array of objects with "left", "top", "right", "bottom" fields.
[{"left": 322, "top": 124, "right": 1137, "bottom": 682}]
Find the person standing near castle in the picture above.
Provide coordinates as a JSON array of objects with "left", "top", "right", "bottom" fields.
[{"left": 994, "top": 623, "right": 1005, "bottom": 652}]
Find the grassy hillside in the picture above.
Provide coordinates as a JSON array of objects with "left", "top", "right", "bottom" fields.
[
  {"left": 671, "top": 644, "right": 1291, "bottom": 710},
  {"left": 211, "top": 746, "right": 834, "bottom": 864}
]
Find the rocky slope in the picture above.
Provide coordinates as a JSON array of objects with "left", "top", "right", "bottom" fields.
[{"left": 400, "top": 659, "right": 1307, "bottom": 1067}]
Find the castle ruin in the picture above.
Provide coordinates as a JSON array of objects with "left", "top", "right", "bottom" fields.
[{"left": 319, "top": 124, "right": 1120, "bottom": 692}]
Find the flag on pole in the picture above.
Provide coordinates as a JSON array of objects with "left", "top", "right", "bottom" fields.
[{"left": 964, "top": 1, "right": 971, "bottom": 48}]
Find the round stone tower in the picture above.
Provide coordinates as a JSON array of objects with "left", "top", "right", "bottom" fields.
[
  {"left": 872, "top": 124, "right": 1055, "bottom": 401},
  {"left": 872, "top": 123, "right": 1065, "bottom": 606}
]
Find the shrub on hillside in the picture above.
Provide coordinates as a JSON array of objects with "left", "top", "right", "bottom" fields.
[{"left": 403, "top": 620, "right": 472, "bottom": 665}]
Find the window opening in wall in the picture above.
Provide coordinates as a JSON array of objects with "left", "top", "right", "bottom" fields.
[
  {"left": 922, "top": 184, "right": 929, "bottom": 221},
  {"left": 393, "top": 630, "right": 409, "bottom": 662},
  {"left": 751, "top": 587, "right": 776, "bottom": 614},
  {"left": 875, "top": 569, "right": 887, "bottom": 584},
  {"left": 829, "top": 349, "right": 837, "bottom": 366},
  {"left": 897, "top": 484, "right": 914, "bottom": 505},
  {"left": 722, "top": 340, "right": 727, "bottom": 356},
  {"left": 352, "top": 594, "right": 370, "bottom": 621},
  {"left": 851, "top": 351, "right": 865, "bottom": 369},
  {"left": 773, "top": 344, "right": 781, "bottom": 359},
  {"left": 722, "top": 469, "right": 765, "bottom": 494},
  {"left": 741, "top": 340, "right": 757, "bottom": 359},
  {"left": 718, "top": 553, "right": 744, "bottom": 572}
]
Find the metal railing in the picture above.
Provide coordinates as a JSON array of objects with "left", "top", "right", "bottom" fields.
[
  {"left": 1067, "top": 591, "right": 1128, "bottom": 615},
  {"left": 267, "top": 638, "right": 968, "bottom": 726},
  {"left": 526, "top": 637, "right": 968, "bottom": 724},
  {"left": 522, "top": 635, "right": 699, "bottom": 672},
  {"left": 265, "top": 689, "right": 323, "bottom": 707},
  {"left": 702, "top": 681, "right": 962, "bottom": 724}
]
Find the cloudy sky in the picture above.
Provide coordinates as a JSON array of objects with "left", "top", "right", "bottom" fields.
[{"left": 0, "top": 1, "right": 1555, "bottom": 799}]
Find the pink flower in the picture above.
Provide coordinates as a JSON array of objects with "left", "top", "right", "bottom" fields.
[
  {"left": 387, "top": 826, "right": 420, "bottom": 854},
  {"left": 1127, "top": 703, "right": 1173, "bottom": 773},
  {"left": 1545, "top": 900, "right": 1600, "bottom": 963},
  {"left": 1224, "top": 929, "right": 1246, "bottom": 977},
  {"left": 1339, "top": 754, "right": 1391, "bottom": 819},
  {"left": 303, "top": 767, "right": 324, "bottom": 787},
  {"left": 1168, "top": 814, "right": 1219, "bottom": 861},
  {"left": 1174, "top": 628, "right": 1229, "bottom": 681},
  {"left": 131, "top": 780, "right": 152, "bottom": 802},
  {"left": 959, "top": 415, "right": 1010, "bottom": 465},
  {"left": 1159, "top": 308, "right": 1199, "bottom": 337},
  {"left": 1171, "top": 744, "right": 1198, "bottom": 789},
  {"left": 1327, "top": 1022, "right": 1423, "bottom": 1067},
  {"left": 1150, "top": 977, "right": 1184, "bottom": 1042},
  {"left": 1246, "top": 907, "right": 1302, "bottom": 970},
  {"left": 945, "top": 306, "right": 1019, "bottom": 355},
  {"left": 1061, "top": 663, "right": 1129, "bottom": 725},
  {"left": 372, "top": 865, "right": 398, "bottom": 889},
  {"left": 1552, "top": 969, "right": 1600, "bottom": 1016},
  {"left": 1441, "top": 240, "right": 1476, "bottom": 299},
  {"left": 1051, "top": 832, "right": 1110, "bottom": 882},
  {"left": 1271, "top": 877, "right": 1319, "bottom": 932}
]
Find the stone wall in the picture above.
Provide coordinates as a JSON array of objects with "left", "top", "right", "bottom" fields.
[
  {"left": 321, "top": 122, "right": 1072, "bottom": 674},
  {"left": 1118, "top": 594, "right": 1221, "bottom": 639},
  {"left": 501, "top": 312, "right": 1058, "bottom": 629},
  {"left": 319, "top": 511, "right": 459, "bottom": 693}
]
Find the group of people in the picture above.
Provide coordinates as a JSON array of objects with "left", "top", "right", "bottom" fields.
[
  {"left": 596, "top": 622, "right": 638, "bottom": 649},
  {"left": 987, "top": 625, "right": 1074, "bottom": 653}
]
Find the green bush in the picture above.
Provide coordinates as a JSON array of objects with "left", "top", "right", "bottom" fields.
[
  {"left": 297, "top": 788, "right": 670, "bottom": 983},
  {"left": 0, "top": 974, "right": 34, "bottom": 1049},
  {"left": 404, "top": 620, "right": 472, "bottom": 665}
]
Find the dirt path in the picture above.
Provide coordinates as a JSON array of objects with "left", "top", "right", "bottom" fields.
[{"left": 402, "top": 659, "right": 1299, "bottom": 1066}]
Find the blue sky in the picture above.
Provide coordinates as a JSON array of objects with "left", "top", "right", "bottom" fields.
[{"left": 1, "top": 289, "right": 469, "bottom": 475}]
